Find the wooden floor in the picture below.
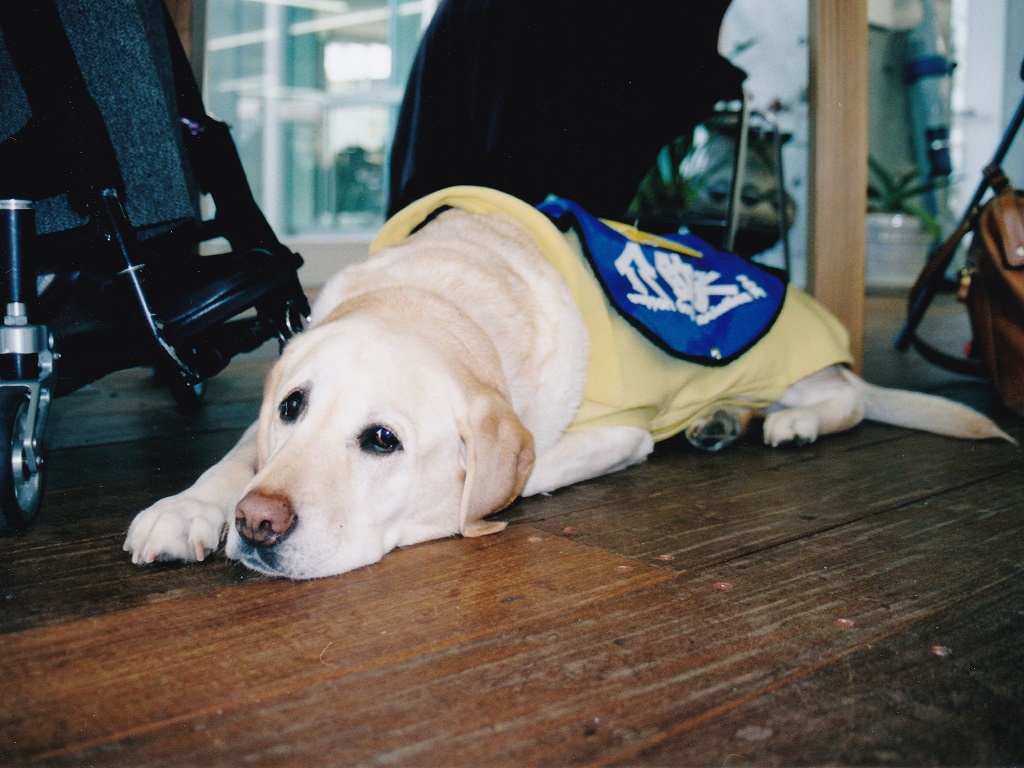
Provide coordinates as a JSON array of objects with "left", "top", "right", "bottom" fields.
[{"left": 2, "top": 293, "right": 1023, "bottom": 767}]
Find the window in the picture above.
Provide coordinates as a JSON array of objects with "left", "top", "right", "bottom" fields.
[{"left": 203, "top": 0, "right": 437, "bottom": 238}]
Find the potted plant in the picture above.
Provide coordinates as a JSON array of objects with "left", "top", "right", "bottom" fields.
[{"left": 865, "top": 155, "right": 943, "bottom": 288}]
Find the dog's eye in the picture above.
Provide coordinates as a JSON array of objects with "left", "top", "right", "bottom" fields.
[
  {"left": 278, "top": 389, "right": 306, "bottom": 423},
  {"left": 359, "top": 425, "right": 402, "bottom": 455}
]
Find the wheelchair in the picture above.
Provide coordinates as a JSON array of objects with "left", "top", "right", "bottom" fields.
[{"left": 0, "top": 0, "right": 310, "bottom": 532}]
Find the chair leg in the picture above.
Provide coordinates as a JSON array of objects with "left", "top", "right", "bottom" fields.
[{"left": 0, "top": 200, "right": 54, "bottom": 533}]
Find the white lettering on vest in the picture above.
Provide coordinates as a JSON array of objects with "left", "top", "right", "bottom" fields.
[{"left": 614, "top": 242, "right": 766, "bottom": 324}]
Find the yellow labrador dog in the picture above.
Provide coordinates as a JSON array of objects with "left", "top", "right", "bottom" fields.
[{"left": 124, "top": 187, "right": 1010, "bottom": 579}]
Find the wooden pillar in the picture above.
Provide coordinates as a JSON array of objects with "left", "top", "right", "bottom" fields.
[
  {"left": 807, "top": 0, "right": 869, "bottom": 369},
  {"left": 163, "top": 0, "right": 204, "bottom": 86},
  {"left": 163, "top": 0, "right": 193, "bottom": 57}
]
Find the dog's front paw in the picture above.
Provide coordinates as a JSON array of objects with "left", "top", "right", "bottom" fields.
[
  {"left": 763, "top": 409, "right": 819, "bottom": 448},
  {"left": 124, "top": 494, "right": 229, "bottom": 565}
]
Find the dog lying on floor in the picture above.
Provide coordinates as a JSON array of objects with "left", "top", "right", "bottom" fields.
[{"left": 124, "top": 187, "right": 1012, "bottom": 579}]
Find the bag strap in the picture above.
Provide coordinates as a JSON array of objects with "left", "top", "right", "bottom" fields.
[{"left": 906, "top": 204, "right": 975, "bottom": 321}]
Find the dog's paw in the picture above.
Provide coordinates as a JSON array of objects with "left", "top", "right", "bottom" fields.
[
  {"left": 124, "top": 495, "right": 229, "bottom": 565},
  {"left": 685, "top": 407, "right": 746, "bottom": 452},
  {"left": 763, "top": 409, "right": 820, "bottom": 448}
]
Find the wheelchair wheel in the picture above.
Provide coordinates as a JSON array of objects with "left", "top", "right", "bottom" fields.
[
  {"left": 0, "top": 387, "right": 44, "bottom": 533},
  {"left": 170, "top": 378, "right": 206, "bottom": 413}
]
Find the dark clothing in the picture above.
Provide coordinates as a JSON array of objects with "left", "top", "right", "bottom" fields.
[{"left": 388, "top": 0, "right": 744, "bottom": 219}]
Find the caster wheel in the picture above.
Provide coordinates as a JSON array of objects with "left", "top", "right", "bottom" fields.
[
  {"left": 0, "top": 387, "right": 44, "bottom": 533},
  {"left": 283, "top": 298, "right": 307, "bottom": 338},
  {"left": 170, "top": 378, "right": 206, "bottom": 413}
]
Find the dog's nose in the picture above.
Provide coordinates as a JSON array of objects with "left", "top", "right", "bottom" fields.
[{"left": 235, "top": 490, "right": 296, "bottom": 547}]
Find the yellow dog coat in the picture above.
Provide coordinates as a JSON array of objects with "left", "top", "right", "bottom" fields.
[{"left": 373, "top": 186, "right": 852, "bottom": 442}]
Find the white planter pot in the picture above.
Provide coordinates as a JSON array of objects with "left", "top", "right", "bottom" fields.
[{"left": 864, "top": 212, "right": 932, "bottom": 289}]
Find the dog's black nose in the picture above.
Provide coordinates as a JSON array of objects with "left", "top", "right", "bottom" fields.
[{"left": 235, "top": 490, "right": 296, "bottom": 547}]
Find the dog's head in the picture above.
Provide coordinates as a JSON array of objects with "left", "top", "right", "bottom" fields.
[{"left": 225, "top": 292, "right": 535, "bottom": 579}]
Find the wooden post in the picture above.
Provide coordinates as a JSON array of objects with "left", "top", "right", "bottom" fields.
[
  {"left": 808, "top": 0, "right": 869, "bottom": 369},
  {"left": 163, "top": 0, "right": 193, "bottom": 57}
]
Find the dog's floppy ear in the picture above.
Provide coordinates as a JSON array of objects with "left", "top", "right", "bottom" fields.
[{"left": 458, "top": 392, "right": 535, "bottom": 537}]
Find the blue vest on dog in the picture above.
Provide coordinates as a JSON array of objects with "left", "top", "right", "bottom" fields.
[{"left": 537, "top": 196, "right": 786, "bottom": 366}]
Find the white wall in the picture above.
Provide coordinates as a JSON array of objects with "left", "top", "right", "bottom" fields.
[
  {"left": 1000, "top": 0, "right": 1024, "bottom": 184},
  {"left": 287, "top": 235, "right": 370, "bottom": 288},
  {"left": 950, "top": 0, "right": 1024, "bottom": 217}
]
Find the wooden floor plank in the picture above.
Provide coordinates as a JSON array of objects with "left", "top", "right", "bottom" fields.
[
  {"left": 509, "top": 423, "right": 1021, "bottom": 573},
  {"left": 622, "top": 571, "right": 1024, "bottom": 767},
  {"left": 0, "top": 526, "right": 671, "bottom": 764},
  {"left": 45, "top": 353, "right": 270, "bottom": 450},
  {"left": 0, "top": 430, "right": 254, "bottom": 632},
  {"left": 30, "top": 428, "right": 241, "bottom": 499},
  {"left": 13, "top": 469, "right": 1022, "bottom": 767},
  {"left": 862, "top": 291, "right": 1003, "bottom": 414},
  {"left": 506, "top": 420, "right": 921, "bottom": 526}
]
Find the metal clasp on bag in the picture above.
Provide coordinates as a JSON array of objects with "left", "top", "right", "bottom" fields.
[{"left": 957, "top": 266, "right": 975, "bottom": 302}]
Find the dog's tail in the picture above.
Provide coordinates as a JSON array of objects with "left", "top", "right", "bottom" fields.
[{"left": 840, "top": 368, "right": 1016, "bottom": 443}]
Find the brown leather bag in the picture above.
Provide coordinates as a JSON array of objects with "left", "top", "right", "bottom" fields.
[
  {"left": 899, "top": 164, "right": 1024, "bottom": 413},
  {"left": 962, "top": 169, "right": 1024, "bottom": 411}
]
